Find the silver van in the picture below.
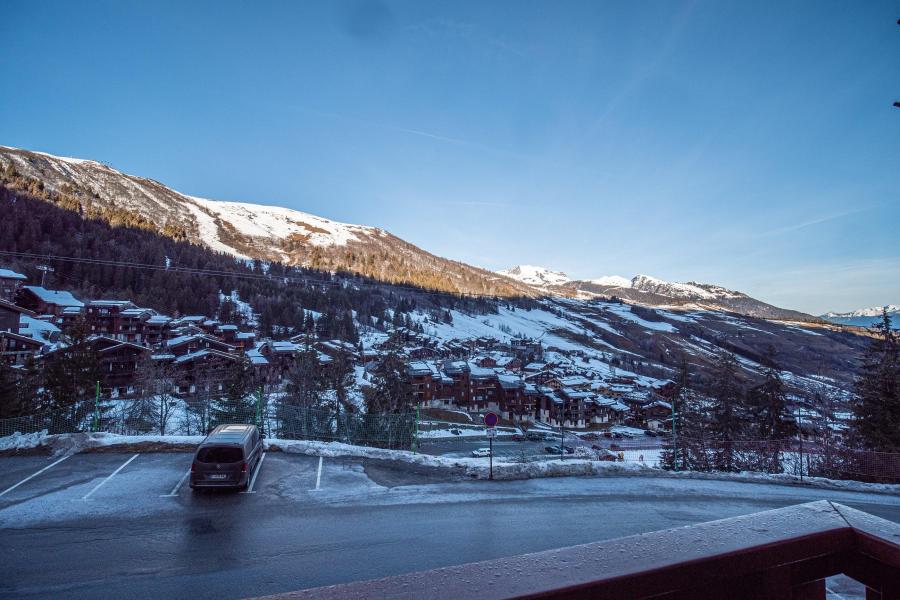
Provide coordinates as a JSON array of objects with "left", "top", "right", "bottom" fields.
[{"left": 190, "top": 424, "right": 263, "bottom": 491}]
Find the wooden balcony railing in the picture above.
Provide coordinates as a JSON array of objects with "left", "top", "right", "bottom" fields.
[{"left": 258, "top": 500, "right": 899, "bottom": 600}]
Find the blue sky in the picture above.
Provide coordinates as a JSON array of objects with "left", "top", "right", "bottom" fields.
[{"left": 1, "top": 0, "right": 898, "bottom": 314}]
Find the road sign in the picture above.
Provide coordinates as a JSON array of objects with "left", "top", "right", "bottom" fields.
[
  {"left": 483, "top": 412, "right": 499, "bottom": 428},
  {"left": 486, "top": 427, "right": 496, "bottom": 439}
]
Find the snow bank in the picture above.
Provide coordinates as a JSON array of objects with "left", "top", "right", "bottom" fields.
[{"left": 2, "top": 432, "right": 898, "bottom": 495}]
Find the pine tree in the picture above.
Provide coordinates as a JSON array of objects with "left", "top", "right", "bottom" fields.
[
  {"left": 707, "top": 351, "right": 745, "bottom": 472},
  {"left": 746, "top": 347, "right": 790, "bottom": 471},
  {"left": 852, "top": 310, "right": 900, "bottom": 451}
]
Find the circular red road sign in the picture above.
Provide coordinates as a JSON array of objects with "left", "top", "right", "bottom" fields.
[{"left": 483, "top": 412, "right": 499, "bottom": 427}]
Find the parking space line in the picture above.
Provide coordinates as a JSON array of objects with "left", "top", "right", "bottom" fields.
[
  {"left": 82, "top": 454, "right": 139, "bottom": 500},
  {"left": 160, "top": 469, "right": 191, "bottom": 498},
  {"left": 240, "top": 451, "right": 266, "bottom": 494},
  {"left": 0, "top": 454, "right": 71, "bottom": 498},
  {"left": 312, "top": 456, "right": 323, "bottom": 491}
]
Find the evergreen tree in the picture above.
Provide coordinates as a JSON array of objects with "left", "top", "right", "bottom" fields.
[
  {"left": 707, "top": 351, "right": 745, "bottom": 472},
  {"left": 41, "top": 321, "right": 102, "bottom": 432},
  {"left": 364, "top": 351, "right": 410, "bottom": 413},
  {"left": 746, "top": 347, "right": 790, "bottom": 472},
  {"left": 211, "top": 359, "right": 254, "bottom": 427},
  {"left": 852, "top": 310, "right": 900, "bottom": 451}
]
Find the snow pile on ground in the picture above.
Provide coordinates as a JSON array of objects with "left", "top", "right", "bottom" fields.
[
  {"left": 2, "top": 432, "right": 898, "bottom": 495},
  {"left": 0, "top": 431, "right": 204, "bottom": 456}
]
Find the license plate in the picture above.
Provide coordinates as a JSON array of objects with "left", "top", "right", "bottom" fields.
[{"left": 208, "top": 474, "right": 227, "bottom": 480}]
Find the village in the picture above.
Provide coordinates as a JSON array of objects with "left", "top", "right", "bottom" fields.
[{"left": 0, "top": 266, "right": 674, "bottom": 435}]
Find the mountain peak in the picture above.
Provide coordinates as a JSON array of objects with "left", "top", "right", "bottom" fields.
[{"left": 497, "top": 265, "right": 570, "bottom": 287}]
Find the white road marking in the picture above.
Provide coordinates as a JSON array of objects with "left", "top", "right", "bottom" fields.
[
  {"left": 0, "top": 454, "right": 71, "bottom": 498},
  {"left": 82, "top": 454, "right": 139, "bottom": 500},
  {"left": 312, "top": 456, "right": 323, "bottom": 491},
  {"left": 241, "top": 452, "right": 266, "bottom": 494},
  {"left": 160, "top": 469, "right": 191, "bottom": 498}
]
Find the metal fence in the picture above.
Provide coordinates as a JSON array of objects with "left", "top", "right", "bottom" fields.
[
  {"left": 0, "top": 398, "right": 417, "bottom": 450},
  {"left": 662, "top": 437, "right": 900, "bottom": 484}
]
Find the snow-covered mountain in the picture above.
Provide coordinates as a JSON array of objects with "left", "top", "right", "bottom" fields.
[
  {"left": 497, "top": 265, "right": 570, "bottom": 287},
  {"left": 0, "top": 145, "right": 822, "bottom": 321},
  {"left": 0, "top": 146, "right": 534, "bottom": 298},
  {"left": 821, "top": 305, "right": 900, "bottom": 329},
  {"left": 553, "top": 273, "right": 817, "bottom": 321}
]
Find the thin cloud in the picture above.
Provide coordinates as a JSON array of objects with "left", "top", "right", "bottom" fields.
[{"left": 755, "top": 206, "right": 874, "bottom": 238}]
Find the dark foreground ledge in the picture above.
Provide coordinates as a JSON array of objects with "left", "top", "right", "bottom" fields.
[{"left": 255, "top": 501, "right": 900, "bottom": 600}]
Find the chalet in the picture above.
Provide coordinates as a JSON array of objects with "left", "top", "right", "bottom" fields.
[
  {"left": 642, "top": 399, "right": 673, "bottom": 431},
  {"left": 315, "top": 339, "right": 357, "bottom": 360},
  {"left": 258, "top": 340, "right": 301, "bottom": 380},
  {"left": 19, "top": 314, "right": 61, "bottom": 345},
  {"left": 172, "top": 349, "right": 244, "bottom": 396},
  {"left": 143, "top": 315, "right": 172, "bottom": 346},
  {"left": 0, "top": 268, "right": 27, "bottom": 302},
  {"left": 468, "top": 363, "right": 499, "bottom": 413},
  {"left": 85, "top": 300, "right": 137, "bottom": 338},
  {"left": 0, "top": 331, "right": 43, "bottom": 365},
  {"left": 89, "top": 337, "right": 151, "bottom": 397},
  {"left": 408, "top": 346, "right": 438, "bottom": 360},
  {"left": 166, "top": 333, "right": 235, "bottom": 357},
  {"left": 408, "top": 361, "right": 436, "bottom": 404},
  {"left": 17, "top": 286, "right": 84, "bottom": 317},
  {"left": 0, "top": 299, "right": 32, "bottom": 334}
]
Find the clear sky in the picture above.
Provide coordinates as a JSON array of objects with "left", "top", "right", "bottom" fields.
[{"left": 1, "top": 0, "right": 898, "bottom": 314}]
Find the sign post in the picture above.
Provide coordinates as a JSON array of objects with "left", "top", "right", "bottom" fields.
[{"left": 483, "top": 412, "right": 499, "bottom": 480}]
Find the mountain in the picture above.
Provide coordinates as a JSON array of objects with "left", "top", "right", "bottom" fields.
[
  {"left": 0, "top": 145, "right": 824, "bottom": 322},
  {"left": 497, "top": 265, "right": 570, "bottom": 287},
  {"left": 551, "top": 274, "right": 819, "bottom": 322},
  {"left": 0, "top": 146, "right": 534, "bottom": 298},
  {"left": 821, "top": 305, "right": 900, "bottom": 329}
]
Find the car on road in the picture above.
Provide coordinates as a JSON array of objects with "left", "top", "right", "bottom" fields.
[
  {"left": 511, "top": 434, "right": 525, "bottom": 441},
  {"left": 190, "top": 424, "right": 263, "bottom": 491},
  {"left": 449, "top": 428, "right": 462, "bottom": 435},
  {"left": 581, "top": 433, "right": 600, "bottom": 441},
  {"left": 471, "top": 447, "right": 492, "bottom": 458},
  {"left": 644, "top": 430, "right": 658, "bottom": 437},
  {"left": 544, "top": 445, "right": 563, "bottom": 455}
]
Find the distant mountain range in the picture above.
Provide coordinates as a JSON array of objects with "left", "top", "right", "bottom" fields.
[
  {"left": 0, "top": 146, "right": 831, "bottom": 323},
  {"left": 821, "top": 305, "right": 900, "bottom": 329},
  {"left": 498, "top": 265, "right": 818, "bottom": 322}
]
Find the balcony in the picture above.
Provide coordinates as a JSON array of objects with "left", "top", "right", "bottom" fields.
[{"left": 259, "top": 501, "right": 899, "bottom": 599}]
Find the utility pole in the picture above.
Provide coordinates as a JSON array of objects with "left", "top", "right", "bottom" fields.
[
  {"left": 37, "top": 264, "right": 54, "bottom": 287},
  {"left": 672, "top": 400, "right": 678, "bottom": 472},
  {"left": 797, "top": 406, "right": 804, "bottom": 482},
  {"left": 256, "top": 386, "right": 263, "bottom": 430},
  {"left": 93, "top": 381, "right": 100, "bottom": 432},
  {"left": 559, "top": 403, "right": 565, "bottom": 460},
  {"left": 412, "top": 401, "right": 420, "bottom": 453}
]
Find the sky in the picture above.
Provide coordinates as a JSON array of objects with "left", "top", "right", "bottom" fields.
[{"left": 1, "top": 0, "right": 898, "bottom": 315}]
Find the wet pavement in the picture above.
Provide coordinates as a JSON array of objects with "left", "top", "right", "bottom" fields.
[{"left": 1, "top": 451, "right": 896, "bottom": 599}]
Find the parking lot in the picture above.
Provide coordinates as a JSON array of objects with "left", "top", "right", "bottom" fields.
[
  {"left": 2, "top": 450, "right": 898, "bottom": 600},
  {"left": 0, "top": 450, "right": 436, "bottom": 528}
]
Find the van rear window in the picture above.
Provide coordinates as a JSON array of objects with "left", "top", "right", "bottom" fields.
[{"left": 196, "top": 446, "right": 243, "bottom": 463}]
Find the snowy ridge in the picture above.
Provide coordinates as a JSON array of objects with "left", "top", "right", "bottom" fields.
[
  {"left": 823, "top": 305, "right": 899, "bottom": 318},
  {"left": 629, "top": 274, "right": 717, "bottom": 300},
  {"left": 187, "top": 196, "right": 377, "bottom": 248},
  {"left": 585, "top": 275, "right": 632, "bottom": 288},
  {"left": 497, "top": 265, "right": 570, "bottom": 287}
]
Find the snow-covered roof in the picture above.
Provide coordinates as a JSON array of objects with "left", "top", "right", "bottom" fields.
[
  {"left": 0, "top": 268, "right": 26, "bottom": 280},
  {"left": 19, "top": 315, "right": 60, "bottom": 343},
  {"left": 23, "top": 286, "right": 84, "bottom": 307}
]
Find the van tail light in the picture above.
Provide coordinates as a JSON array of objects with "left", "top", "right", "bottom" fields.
[
  {"left": 241, "top": 462, "right": 248, "bottom": 473},
  {"left": 191, "top": 461, "right": 197, "bottom": 473}
]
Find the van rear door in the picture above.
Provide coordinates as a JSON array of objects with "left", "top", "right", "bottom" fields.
[{"left": 194, "top": 445, "right": 245, "bottom": 484}]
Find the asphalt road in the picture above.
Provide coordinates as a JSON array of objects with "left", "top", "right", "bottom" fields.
[{"left": 1, "top": 451, "right": 897, "bottom": 599}]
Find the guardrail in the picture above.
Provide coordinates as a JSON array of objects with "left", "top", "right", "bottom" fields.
[{"left": 256, "top": 501, "right": 900, "bottom": 600}]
